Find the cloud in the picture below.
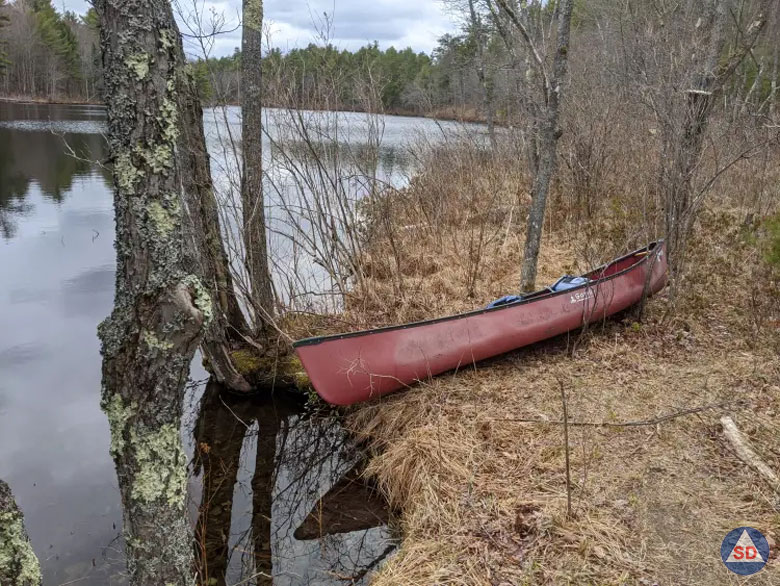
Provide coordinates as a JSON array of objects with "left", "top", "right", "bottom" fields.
[{"left": 63, "top": 0, "right": 456, "bottom": 56}]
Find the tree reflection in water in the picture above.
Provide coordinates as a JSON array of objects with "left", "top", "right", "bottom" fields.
[
  {"left": 191, "top": 380, "right": 396, "bottom": 585},
  {"left": 0, "top": 123, "right": 109, "bottom": 239}
]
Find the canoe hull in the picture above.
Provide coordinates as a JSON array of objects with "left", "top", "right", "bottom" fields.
[{"left": 294, "top": 242, "right": 667, "bottom": 406}]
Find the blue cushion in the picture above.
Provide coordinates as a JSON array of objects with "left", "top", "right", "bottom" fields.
[
  {"left": 551, "top": 276, "right": 590, "bottom": 292},
  {"left": 486, "top": 294, "right": 524, "bottom": 308}
]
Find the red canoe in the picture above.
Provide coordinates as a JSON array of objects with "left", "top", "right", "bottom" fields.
[{"left": 294, "top": 241, "right": 668, "bottom": 406}]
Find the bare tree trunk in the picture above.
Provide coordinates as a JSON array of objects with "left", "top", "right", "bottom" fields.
[
  {"left": 740, "top": 58, "right": 764, "bottom": 116},
  {"left": 662, "top": 86, "right": 713, "bottom": 280},
  {"left": 96, "top": 0, "right": 208, "bottom": 582},
  {"left": 520, "top": 109, "right": 560, "bottom": 291},
  {"left": 0, "top": 479, "right": 42, "bottom": 586},
  {"left": 179, "top": 83, "right": 248, "bottom": 334},
  {"left": 769, "top": 38, "right": 778, "bottom": 117},
  {"left": 767, "top": 5, "right": 779, "bottom": 117},
  {"left": 518, "top": 0, "right": 574, "bottom": 291},
  {"left": 663, "top": 0, "right": 769, "bottom": 280},
  {"left": 468, "top": 0, "right": 497, "bottom": 149},
  {"left": 241, "top": 0, "right": 275, "bottom": 331},
  {"left": 178, "top": 74, "right": 252, "bottom": 392}
]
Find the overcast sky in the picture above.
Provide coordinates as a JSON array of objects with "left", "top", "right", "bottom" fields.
[{"left": 60, "top": 0, "right": 458, "bottom": 57}]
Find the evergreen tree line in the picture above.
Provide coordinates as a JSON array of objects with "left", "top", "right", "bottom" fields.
[
  {"left": 0, "top": 0, "right": 502, "bottom": 117},
  {"left": 193, "top": 34, "right": 519, "bottom": 118},
  {"left": 0, "top": 0, "right": 101, "bottom": 100},
  {"left": 2, "top": 0, "right": 778, "bottom": 121},
  {"left": 193, "top": 43, "right": 434, "bottom": 113}
]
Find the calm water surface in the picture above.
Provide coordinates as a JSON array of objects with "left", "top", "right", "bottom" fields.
[{"left": 0, "top": 101, "right": 459, "bottom": 584}]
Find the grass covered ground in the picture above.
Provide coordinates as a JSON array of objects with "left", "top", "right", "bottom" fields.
[{"left": 292, "top": 140, "right": 780, "bottom": 584}]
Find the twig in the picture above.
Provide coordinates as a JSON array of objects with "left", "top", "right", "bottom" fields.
[
  {"left": 559, "top": 380, "right": 572, "bottom": 518},
  {"left": 496, "top": 400, "right": 744, "bottom": 428},
  {"left": 339, "top": 543, "right": 398, "bottom": 583},
  {"left": 54, "top": 130, "right": 108, "bottom": 169},
  {"left": 230, "top": 570, "right": 273, "bottom": 586},
  {"left": 218, "top": 396, "right": 251, "bottom": 430},
  {"left": 720, "top": 415, "right": 780, "bottom": 494}
]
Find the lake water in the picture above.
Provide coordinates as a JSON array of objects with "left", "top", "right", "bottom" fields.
[{"left": 0, "top": 101, "right": 466, "bottom": 584}]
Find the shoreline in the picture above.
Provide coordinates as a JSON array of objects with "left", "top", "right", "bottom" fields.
[
  {"left": 0, "top": 95, "right": 102, "bottom": 106},
  {"left": 0, "top": 95, "right": 488, "bottom": 124}
]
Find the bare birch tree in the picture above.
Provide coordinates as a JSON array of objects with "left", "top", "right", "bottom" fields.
[{"left": 490, "top": 0, "right": 574, "bottom": 291}]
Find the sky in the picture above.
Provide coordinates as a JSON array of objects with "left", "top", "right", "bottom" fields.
[{"left": 59, "top": 0, "right": 459, "bottom": 57}]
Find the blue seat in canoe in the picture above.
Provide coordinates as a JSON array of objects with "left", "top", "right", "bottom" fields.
[
  {"left": 486, "top": 294, "right": 523, "bottom": 308},
  {"left": 550, "top": 275, "right": 590, "bottom": 291},
  {"left": 486, "top": 276, "right": 590, "bottom": 309}
]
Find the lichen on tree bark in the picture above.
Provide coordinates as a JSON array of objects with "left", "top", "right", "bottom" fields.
[
  {"left": 95, "top": 0, "right": 214, "bottom": 582},
  {"left": 0, "top": 480, "right": 42, "bottom": 586}
]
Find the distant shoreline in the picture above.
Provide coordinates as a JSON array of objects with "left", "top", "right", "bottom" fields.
[
  {"left": 0, "top": 95, "right": 488, "bottom": 124},
  {"left": 0, "top": 95, "right": 102, "bottom": 106}
]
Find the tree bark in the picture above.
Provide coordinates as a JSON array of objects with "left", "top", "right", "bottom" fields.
[
  {"left": 241, "top": 0, "right": 275, "bottom": 331},
  {"left": 95, "top": 0, "right": 208, "bottom": 582},
  {"left": 178, "top": 73, "right": 252, "bottom": 392},
  {"left": 0, "top": 479, "right": 42, "bottom": 586},
  {"left": 769, "top": 6, "right": 779, "bottom": 118},
  {"left": 468, "top": 0, "right": 497, "bottom": 150},
  {"left": 768, "top": 33, "right": 778, "bottom": 117},
  {"left": 518, "top": 0, "right": 574, "bottom": 292},
  {"left": 662, "top": 0, "right": 769, "bottom": 280}
]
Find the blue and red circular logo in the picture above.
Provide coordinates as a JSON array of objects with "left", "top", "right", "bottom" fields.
[{"left": 721, "top": 527, "right": 770, "bottom": 575}]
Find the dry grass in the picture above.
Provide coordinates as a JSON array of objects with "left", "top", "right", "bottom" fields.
[{"left": 304, "top": 140, "right": 780, "bottom": 585}]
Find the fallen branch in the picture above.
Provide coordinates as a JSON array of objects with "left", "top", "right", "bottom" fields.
[
  {"left": 720, "top": 415, "right": 780, "bottom": 494},
  {"left": 497, "top": 400, "right": 745, "bottom": 428}
]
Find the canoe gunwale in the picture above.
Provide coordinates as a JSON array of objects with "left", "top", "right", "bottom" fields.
[{"left": 293, "top": 240, "right": 664, "bottom": 348}]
